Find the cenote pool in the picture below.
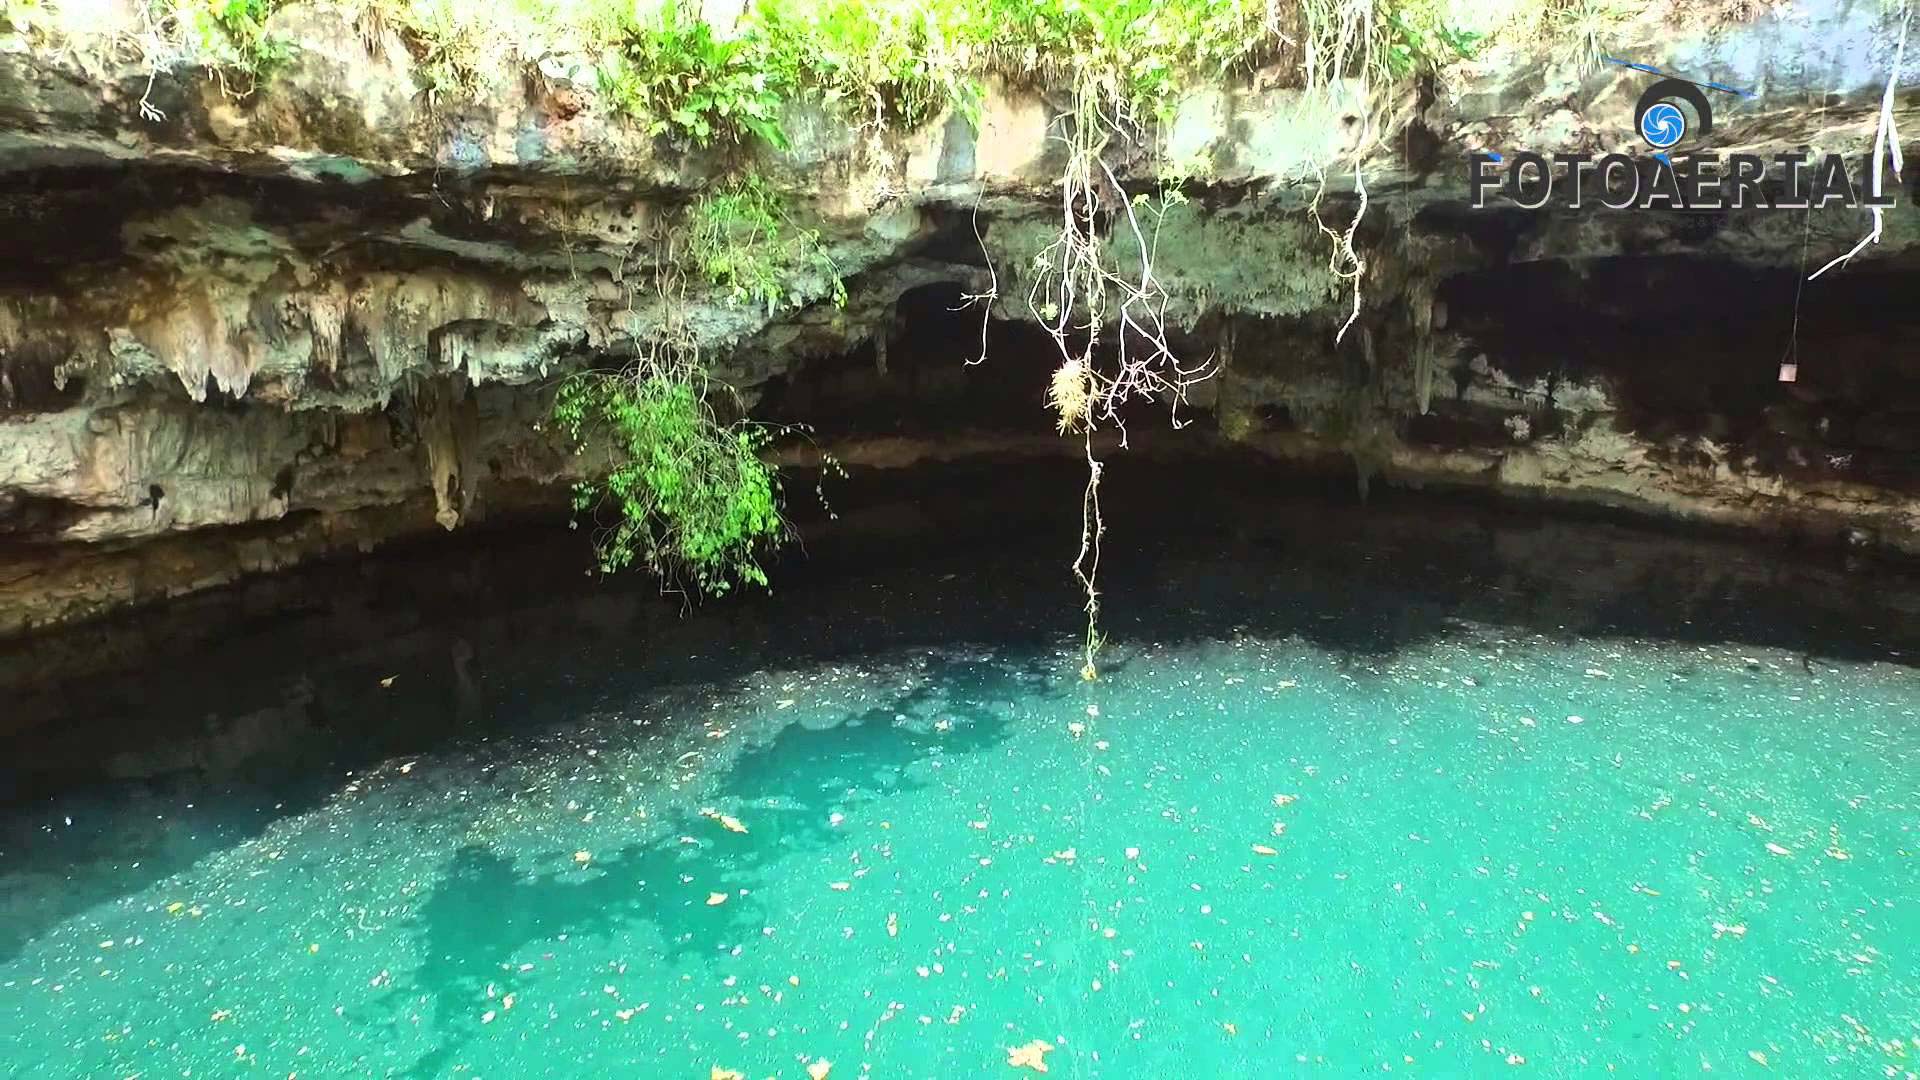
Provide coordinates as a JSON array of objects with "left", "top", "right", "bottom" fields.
[{"left": 2, "top": 470, "right": 1917, "bottom": 1078}]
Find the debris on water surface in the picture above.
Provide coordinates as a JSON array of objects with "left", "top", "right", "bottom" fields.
[
  {"left": 573, "top": 850, "right": 591, "bottom": 865},
  {"left": 1007, "top": 1039, "right": 1054, "bottom": 1072},
  {"left": 1251, "top": 844, "right": 1278, "bottom": 856},
  {"left": 1765, "top": 842, "right": 1791, "bottom": 857},
  {"left": 807, "top": 1061, "right": 832, "bottom": 1079},
  {"left": 886, "top": 912, "right": 898, "bottom": 937},
  {"left": 706, "top": 892, "right": 728, "bottom": 906},
  {"left": 701, "top": 809, "right": 748, "bottom": 833},
  {"left": 1273, "top": 794, "right": 1298, "bottom": 807},
  {"left": 712, "top": 1068, "right": 745, "bottom": 1080}
]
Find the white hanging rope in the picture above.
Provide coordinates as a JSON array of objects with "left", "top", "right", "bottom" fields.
[{"left": 1808, "top": 4, "right": 1909, "bottom": 280}]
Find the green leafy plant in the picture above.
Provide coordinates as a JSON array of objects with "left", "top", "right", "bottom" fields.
[
  {"left": 176, "top": 0, "right": 295, "bottom": 85},
  {"left": 0, "top": 0, "right": 50, "bottom": 35},
  {"left": 602, "top": 0, "right": 788, "bottom": 147},
  {"left": 554, "top": 359, "right": 786, "bottom": 595},
  {"left": 751, "top": 0, "right": 981, "bottom": 129},
  {"left": 1380, "top": 4, "right": 1483, "bottom": 80},
  {"left": 688, "top": 173, "right": 847, "bottom": 314}
]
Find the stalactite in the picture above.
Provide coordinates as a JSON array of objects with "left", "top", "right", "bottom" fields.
[
  {"left": 1409, "top": 278, "right": 1436, "bottom": 416},
  {"left": 1415, "top": 341, "right": 1434, "bottom": 416},
  {"left": 416, "top": 377, "right": 481, "bottom": 531}
]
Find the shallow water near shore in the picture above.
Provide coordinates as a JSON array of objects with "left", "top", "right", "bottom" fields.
[{"left": 2, "top": 477, "right": 1918, "bottom": 1078}]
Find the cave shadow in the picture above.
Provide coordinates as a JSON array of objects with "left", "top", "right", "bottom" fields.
[{"left": 387, "top": 648, "right": 1056, "bottom": 1078}]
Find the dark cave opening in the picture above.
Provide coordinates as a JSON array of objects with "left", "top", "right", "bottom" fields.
[
  {"left": 757, "top": 281, "right": 1064, "bottom": 437},
  {"left": 1433, "top": 256, "right": 1920, "bottom": 490}
]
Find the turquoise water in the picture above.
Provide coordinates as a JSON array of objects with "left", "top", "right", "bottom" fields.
[{"left": 4, "top": 618, "right": 1918, "bottom": 1077}]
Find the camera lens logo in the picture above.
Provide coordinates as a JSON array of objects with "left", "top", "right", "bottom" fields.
[{"left": 1633, "top": 78, "right": 1714, "bottom": 151}]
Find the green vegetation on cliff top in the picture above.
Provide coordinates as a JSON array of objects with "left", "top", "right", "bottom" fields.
[{"left": 3, "top": 0, "right": 1488, "bottom": 141}]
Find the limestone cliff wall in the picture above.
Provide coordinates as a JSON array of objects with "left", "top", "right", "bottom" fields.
[{"left": 2, "top": 0, "right": 1919, "bottom": 638}]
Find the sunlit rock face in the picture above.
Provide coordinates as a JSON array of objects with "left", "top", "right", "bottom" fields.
[{"left": 2, "top": 1, "right": 1919, "bottom": 639}]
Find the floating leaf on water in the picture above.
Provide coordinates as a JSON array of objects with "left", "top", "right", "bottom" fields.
[
  {"left": 712, "top": 1068, "right": 745, "bottom": 1080},
  {"left": 573, "top": 851, "right": 591, "bottom": 864},
  {"left": 807, "top": 1061, "right": 832, "bottom": 1080},
  {"left": 1007, "top": 1039, "right": 1054, "bottom": 1072},
  {"left": 886, "top": 912, "right": 898, "bottom": 937},
  {"left": 1748, "top": 1050, "right": 1769, "bottom": 1066},
  {"left": 379, "top": 676, "right": 397, "bottom": 688},
  {"left": 1765, "top": 842, "right": 1791, "bottom": 857},
  {"left": 701, "top": 809, "right": 748, "bottom": 834},
  {"left": 1272, "top": 794, "right": 1298, "bottom": 807},
  {"left": 707, "top": 892, "right": 728, "bottom": 906},
  {"left": 829, "top": 881, "right": 851, "bottom": 891},
  {"left": 1251, "top": 844, "right": 1278, "bottom": 856}
]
